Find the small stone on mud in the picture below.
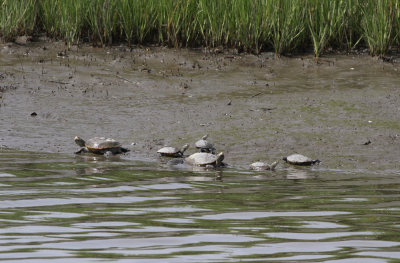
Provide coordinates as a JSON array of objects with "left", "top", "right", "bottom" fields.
[
  {"left": 30, "top": 112, "right": 37, "bottom": 117},
  {"left": 180, "top": 82, "right": 189, "bottom": 89},
  {"left": 15, "top": 35, "right": 32, "bottom": 45},
  {"left": 57, "top": 51, "right": 68, "bottom": 58},
  {"left": 363, "top": 140, "right": 371, "bottom": 145}
]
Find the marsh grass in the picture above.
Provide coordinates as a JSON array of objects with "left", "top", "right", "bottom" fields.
[
  {"left": 40, "top": 0, "right": 87, "bottom": 47},
  {"left": 2, "top": 0, "right": 400, "bottom": 57},
  {"left": 196, "top": 0, "right": 229, "bottom": 48},
  {"left": 229, "top": 0, "right": 268, "bottom": 53},
  {"left": 307, "top": 0, "right": 348, "bottom": 57},
  {"left": 162, "top": 0, "right": 200, "bottom": 47},
  {"left": 86, "top": 0, "right": 118, "bottom": 46},
  {"left": 0, "top": 0, "right": 37, "bottom": 41},
  {"left": 336, "top": 0, "right": 363, "bottom": 51},
  {"left": 360, "top": 0, "right": 397, "bottom": 56},
  {"left": 266, "top": 0, "right": 307, "bottom": 56},
  {"left": 118, "top": 0, "right": 155, "bottom": 45}
]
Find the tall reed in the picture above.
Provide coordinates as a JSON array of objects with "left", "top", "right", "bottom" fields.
[
  {"left": 3, "top": 0, "right": 400, "bottom": 57},
  {"left": 360, "top": 0, "right": 396, "bottom": 56},
  {"left": 229, "top": 0, "right": 268, "bottom": 53},
  {"left": 86, "top": 0, "right": 118, "bottom": 46},
  {"left": 118, "top": 0, "right": 156, "bottom": 46},
  {"left": 40, "top": 0, "right": 87, "bottom": 47},
  {"left": 335, "top": 0, "right": 363, "bottom": 51},
  {"left": 307, "top": 0, "right": 348, "bottom": 57},
  {"left": 389, "top": 0, "right": 400, "bottom": 48},
  {"left": 0, "top": 0, "right": 37, "bottom": 41},
  {"left": 196, "top": 0, "right": 230, "bottom": 48},
  {"left": 162, "top": 0, "right": 199, "bottom": 47},
  {"left": 265, "top": 0, "right": 307, "bottom": 56}
]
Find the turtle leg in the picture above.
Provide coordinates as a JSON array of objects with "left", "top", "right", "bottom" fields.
[
  {"left": 120, "top": 147, "right": 130, "bottom": 153},
  {"left": 75, "top": 148, "right": 88, "bottom": 154},
  {"left": 205, "top": 164, "right": 214, "bottom": 169},
  {"left": 104, "top": 151, "right": 114, "bottom": 157}
]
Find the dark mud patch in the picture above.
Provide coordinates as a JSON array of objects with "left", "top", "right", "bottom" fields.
[{"left": 1, "top": 41, "right": 400, "bottom": 171}]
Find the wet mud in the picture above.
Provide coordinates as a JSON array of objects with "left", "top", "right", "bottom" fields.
[{"left": 1, "top": 40, "right": 400, "bottom": 171}]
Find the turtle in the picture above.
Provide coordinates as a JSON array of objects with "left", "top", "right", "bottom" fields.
[
  {"left": 195, "top": 134, "right": 215, "bottom": 153},
  {"left": 250, "top": 161, "right": 279, "bottom": 171},
  {"left": 283, "top": 154, "right": 320, "bottom": 166},
  {"left": 157, "top": 144, "right": 189, "bottom": 157},
  {"left": 185, "top": 152, "right": 225, "bottom": 167},
  {"left": 74, "top": 136, "right": 129, "bottom": 155}
]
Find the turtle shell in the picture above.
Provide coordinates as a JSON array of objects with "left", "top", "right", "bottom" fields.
[
  {"left": 157, "top": 146, "right": 181, "bottom": 157},
  {"left": 250, "top": 162, "right": 270, "bottom": 170},
  {"left": 85, "top": 137, "right": 122, "bottom": 152},
  {"left": 195, "top": 134, "right": 213, "bottom": 149},
  {"left": 250, "top": 161, "right": 278, "bottom": 171},
  {"left": 157, "top": 144, "right": 189, "bottom": 157},
  {"left": 284, "top": 154, "right": 317, "bottom": 165},
  {"left": 157, "top": 146, "right": 179, "bottom": 154},
  {"left": 195, "top": 139, "right": 213, "bottom": 149},
  {"left": 185, "top": 152, "right": 224, "bottom": 167}
]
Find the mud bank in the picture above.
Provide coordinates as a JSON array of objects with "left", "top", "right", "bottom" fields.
[{"left": 1, "top": 40, "right": 400, "bottom": 171}]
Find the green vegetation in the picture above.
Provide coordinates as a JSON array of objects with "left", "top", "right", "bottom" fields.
[
  {"left": 1, "top": 0, "right": 400, "bottom": 57},
  {"left": 360, "top": 0, "right": 397, "bottom": 56},
  {"left": 40, "top": 0, "right": 87, "bottom": 46},
  {"left": 0, "top": 0, "right": 37, "bottom": 41},
  {"left": 307, "top": 0, "right": 348, "bottom": 58}
]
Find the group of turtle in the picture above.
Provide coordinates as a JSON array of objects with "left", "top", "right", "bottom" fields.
[{"left": 74, "top": 135, "right": 320, "bottom": 170}]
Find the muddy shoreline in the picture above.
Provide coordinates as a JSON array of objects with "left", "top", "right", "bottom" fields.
[{"left": 1, "top": 40, "right": 400, "bottom": 171}]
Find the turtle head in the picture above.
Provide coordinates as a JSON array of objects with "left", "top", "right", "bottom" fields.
[
  {"left": 216, "top": 152, "right": 224, "bottom": 166},
  {"left": 313, "top": 159, "right": 321, "bottom": 165},
  {"left": 202, "top": 134, "right": 209, "bottom": 140},
  {"left": 74, "top": 136, "right": 86, "bottom": 147},
  {"left": 181, "top": 144, "right": 189, "bottom": 153}
]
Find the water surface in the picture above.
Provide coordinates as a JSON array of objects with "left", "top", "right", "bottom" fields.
[{"left": 0, "top": 150, "right": 399, "bottom": 262}]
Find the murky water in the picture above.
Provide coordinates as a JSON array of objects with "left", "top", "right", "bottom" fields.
[{"left": 0, "top": 149, "right": 399, "bottom": 262}]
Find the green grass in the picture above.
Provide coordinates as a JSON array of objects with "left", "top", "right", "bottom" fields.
[
  {"left": 39, "top": 0, "right": 87, "bottom": 47},
  {"left": 117, "top": 0, "right": 156, "bottom": 45},
  {"left": 0, "top": 0, "right": 37, "bottom": 41},
  {"left": 360, "top": 0, "right": 397, "bottom": 56},
  {"left": 307, "top": 0, "right": 348, "bottom": 58},
  {"left": 1, "top": 0, "right": 400, "bottom": 57},
  {"left": 266, "top": 0, "right": 307, "bottom": 56}
]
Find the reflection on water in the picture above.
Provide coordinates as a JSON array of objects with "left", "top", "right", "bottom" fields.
[{"left": 0, "top": 150, "right": 399, "bottom": 262}]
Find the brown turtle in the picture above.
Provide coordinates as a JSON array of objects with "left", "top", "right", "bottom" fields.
[
  {"left": 74, "top": 136, "right": 129, "bottom": 155},
  {"left": 250, "top": 161, "right": 279, "bottom": 171},
  {"left": 157, "top": 144, "right": 189, "bottom": 157},
  {"left": 283, "top": 154, "right": 320, "bottom": 166},
  {"left": 195, "top": 134, "right": 215, "bottom": 153},
  {"left": 185, "top": 152, "right": 225, "bottom": 167}
]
